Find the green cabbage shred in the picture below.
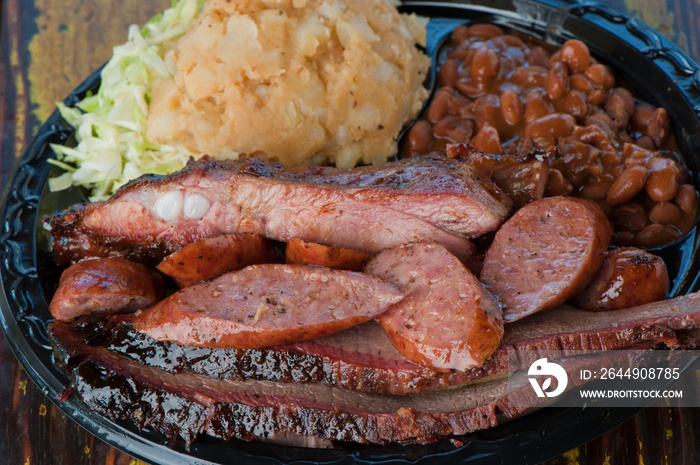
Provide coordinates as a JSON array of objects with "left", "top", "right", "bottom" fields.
[{"left": 49, "top": 0, "right": 208, "bottom": 201}]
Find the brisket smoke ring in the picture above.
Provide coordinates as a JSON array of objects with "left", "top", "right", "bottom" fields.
[
  {"left": 54, "top": 292, "right": 700, "bottom": 396},
  {"left": 51, "top": 320, "right": 685, "bottom": 449}
]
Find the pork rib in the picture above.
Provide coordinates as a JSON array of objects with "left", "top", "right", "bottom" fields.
[{"left": 43, "top": 157, "right": 510, "bottom": 265}]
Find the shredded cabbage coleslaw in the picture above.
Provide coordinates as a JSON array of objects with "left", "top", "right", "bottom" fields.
[{"left": 49, "top": 0, "right": 207, "bottom": 201}]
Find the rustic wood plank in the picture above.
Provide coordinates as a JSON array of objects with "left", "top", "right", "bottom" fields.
[
  {"left": 27, "top": 0, "right": 170, "bottom": 124},
  {"left": 1, "top": 3, "right": 167, "bottom": 463}
]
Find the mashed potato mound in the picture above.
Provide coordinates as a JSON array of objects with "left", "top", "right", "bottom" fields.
[{"left": 146, "top": 0, "right": 430, "bottom": 168}]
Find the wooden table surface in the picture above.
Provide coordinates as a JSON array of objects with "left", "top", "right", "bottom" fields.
[{"left": 1, "top": 1, "right": 699, "bottom": 464}]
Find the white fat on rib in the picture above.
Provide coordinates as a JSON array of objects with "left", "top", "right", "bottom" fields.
[
  {"left": 183, "top": 193, "right": 212, "bottom": 220},
  {"left": 153, "top": 190, "right": 184, "bottom": 222}
]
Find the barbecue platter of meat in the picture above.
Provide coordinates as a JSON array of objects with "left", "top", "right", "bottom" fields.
[{"left": 42, "top": 153, "right": 700, "bottom": 450}]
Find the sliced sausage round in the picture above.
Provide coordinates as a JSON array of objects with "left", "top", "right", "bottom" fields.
[
  {"left": 480, "top": 197, "right": 611, "bottom": 322},
  {"left": 157, "top": 233, "right": 278, "bottom": 287},
  {"left": 571, "top": 247, "right": 669, "bottom": 311},
  {"left": 133, "top": 264, "right": 405, "bottom": 349},
  {"left": 285, "top": 238, "right": 372, "bottom": 271},
  {"left": 50, "top": 257, "right": 165, "bottom": 322},
  {"left": 364, "top": 242, "right": 503, "bottom": 371}
]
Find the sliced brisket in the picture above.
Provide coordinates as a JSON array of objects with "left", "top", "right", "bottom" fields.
[
  {"left": 57, "top": 291, "right": 700, "bottom": 395},
  {"left": 52, "top": 322, "right": 663, "bottom": 448}
]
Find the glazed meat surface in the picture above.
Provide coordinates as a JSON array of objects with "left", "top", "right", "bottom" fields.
[
  {"left": 51, "top": 322, "right": 667, "bottom": 448},
  {"left": 49, "top": 257, "right": 164, "bottom": 322},
  {"left": 60, "top": 291, "right": 700, "bottom": 395},
  {"left": 481, "top": 197, "right": 611, "bottom": 322},
  {"left": 156, "top": 233, "right": 278, "bottom": 287},
  {"left": 132, "top": 264, "right": 405, "bottom": 348},
  {"left": 43, "top": 156, "right": 511, "bottom": 265},
  {"left": 365, "top": 242, "right": 503, "bottom": 371}
]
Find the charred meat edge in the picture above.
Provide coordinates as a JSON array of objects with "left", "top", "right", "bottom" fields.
[
  {"left": 53, "top": 291, "right": 700, "bottom": 395},
  {"left": 51, "top": 323, "right": 668, "bottom": 448}
]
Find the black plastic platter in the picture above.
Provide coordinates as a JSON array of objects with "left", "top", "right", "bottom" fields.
[{"left": 2, "top": 0, "right": 700, "bottom": 464}]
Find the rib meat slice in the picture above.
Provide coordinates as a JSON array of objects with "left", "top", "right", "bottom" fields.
[
  {"left": 58, "top": 291, "right": 700, "bottom": 395},
  {"left": 43, "top": 156, "right": 510, "bottom": 265}
]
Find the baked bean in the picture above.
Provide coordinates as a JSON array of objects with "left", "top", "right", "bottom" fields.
[
  {"left": 613, "top": 201, "right": 648, "bottom": 233},
  {"left": 528, "top": 45, "right": 550, "bottom": 66},
  {"left": 407, "top": 120, "right": 433, "bottom": 154},
  {"left": 585, "top": 113, "right": 617, "bottom": 138},
  {"left": 614, "top": 88, "right": 636, "bottom": 116},
  {"left": 606, "top": 88, "right": 635, "bottom": 129},
  {"left": 410, "top": 23, "right": 697, "bottom": 248},
  {"left": 559, "top": 89, "right": 588, "bottom": 120},
  {"left": 434, "top": 115, "right": 468, "bottom": 139},
  {"left": 560, "top": 39, "right": 591, "bottom": 72},
  {"left": 646, "top": 157, "right": 681, "bottom": 202},
  {"left": 635, "top": 223, "right": 681, "bottom": 248},
  {"left": 646, "top": 107, "right": 670, "bottom": 148},
  {"left": 632, "top": 103, "right": 655, "bottom": 131},
  {"left": 447, "top": 47, "right": 471, "bottom": 63},
  {"left": 471, "top": 125, "right": 503, "bottom": 153},
  {"left": 588, "top": 88, "right": 609, "bottom": 106},
  {"left": 447, "top": 120, "right": 474, "bottom": 144},
  {"left": 438, "top": 58, "right": 459, "bottom": 88},
  {"left": 524, "top": 113, "right": 576, "bottom": 148},
  {"left": 471, "top": 45, "right": 500, "bottom": 81},
  {"left": 546, "top": 61, "right": 569, "bottom": 100},
  {"left": 649, "top": 202, "right": 683, "bottom": 226},
  {"left": 456, "top": 78, "right": 483, "bottom": 97},
  {"left": 448, "top": 92, "right": 474, "bottom": 118},
  {"left": 474, "top": 94, "right": 501, "bottom": 130},
  {"left": 548, "top": 49, "right": 563, "bottom": 65},
  {"left": 510, "top": 66, "right": 547, "bottom": 88},
  {"left": 613, "top": 230, "right": 636, "bottom": 246},
  {"left": 584, "top": 63, "right": 615, "bottom": 89},
  {"left": 674, "top": 184, "right": 699, "bottom": 214},
  {"left": 634, "top": 135, "right": 656, "bottom": 151},
  {"left": 570, "top": 73, "right": 594, "bottom": 93},
  {"left": 524, "top": 91, "right": 554, "bottom": 123},
  {"left": 427, "top": 87, "right": 452, "bottom": 123},
  {"left": 451, "top": 25, "right": 470, "bottom": 44},
  {"left": 606, "top": 164, "right": 649, "bottom": 207},
  {"left": 580, "top": 176, "right": 613, "bottom": 201},
  {"left": 492, "top": 34, "right": 526, "bottom": 51},
  {"left": 500, "top": 89, "right": 522, "bottom": 126},
  {"left": 545, "top": 168, "right": 573, "bottom": 196},
  {"left": 468, "top": 23, "right": 504, "bottom": 38}
]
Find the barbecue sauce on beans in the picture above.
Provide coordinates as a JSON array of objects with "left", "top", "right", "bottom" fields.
[{"left": 406, "top": 23, "right": 699, "bottom": 247}]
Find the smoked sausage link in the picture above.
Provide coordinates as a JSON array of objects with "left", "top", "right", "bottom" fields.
[
  {"left": 157, "top": 233, "right": 276, "bottom": 287},
  {"left": 571, "top": 247, "right": 669, "bottom": 311},
  {"left": 481, "top": 197, "right": 611, "bottom": 322},
  {"left": 50, "top": 257, "right": 164, "bottom": 322},
  {"left": 365, "top": 242, "right": 503, "bottom": 371},
  {"left": 133, "top": 264, "right": 405, "bottom": 349},
  {"left": 285, "top": 238, "right": 372, "bottom": 271}
]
